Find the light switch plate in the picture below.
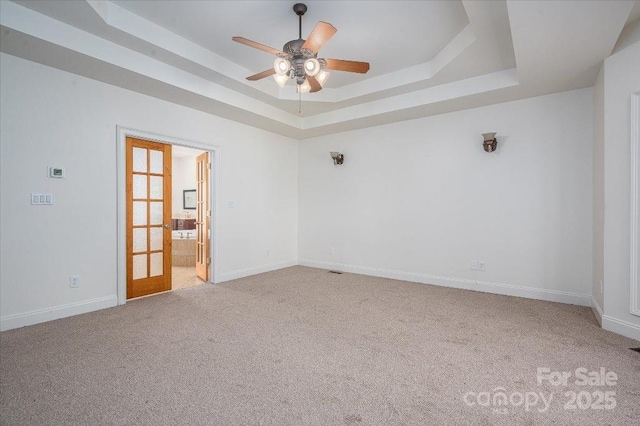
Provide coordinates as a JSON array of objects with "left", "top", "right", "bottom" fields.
[{"left": 31, "top": 193, "right": 53, "bottom": 205}]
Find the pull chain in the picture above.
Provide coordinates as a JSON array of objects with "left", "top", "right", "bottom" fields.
[{"left": 298, "top": 91, "right": 302, "bottom": 114}]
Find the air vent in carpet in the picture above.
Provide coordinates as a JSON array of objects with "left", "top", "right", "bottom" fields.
[
  {"left": 329, "top": 270, "right": 343, "bottom": 274},
  {"left": 631, "top": 347, "right": 640, "bottom": 353}
]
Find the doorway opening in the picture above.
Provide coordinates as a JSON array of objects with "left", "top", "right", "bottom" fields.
[
  {"left": 117, "top": 127, "right": 218, "bottom": 305},
  {"left": 171, "top": 145, "right": 210, "bottom": 291}
]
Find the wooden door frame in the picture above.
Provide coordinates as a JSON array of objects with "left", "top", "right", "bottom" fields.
[{"left": 116, "top": 126, "right": 219, "bottom": 305}]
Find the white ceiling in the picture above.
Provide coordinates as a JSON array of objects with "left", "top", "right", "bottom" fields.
[
  {"left": 1, "top": 0, "right": 638, "bottom": 139},
  {"left": 112, "top": 0, "right": 470, "bottom": 88}
]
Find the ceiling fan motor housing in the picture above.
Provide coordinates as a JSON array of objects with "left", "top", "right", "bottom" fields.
[
  {"left": 281, "top": 38, "right": 320, "bottom": 82},
  {"left": 283, "top": 39, "right": 305, "bottom": 55}
]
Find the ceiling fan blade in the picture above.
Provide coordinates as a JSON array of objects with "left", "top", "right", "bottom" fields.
[
  {"left": 232, "top": 36, "right": 284, "bottom": 56},
  {"left": 324, "top": 59, "right": 370, "bottom": 74},
  {"left": 307, "top": 76, "right": 322, "bottom": 93},
  {"left": 301, "top": 21, "right": 337, "bottom": 54},
  {"left": 247, "top": 69, "right": 276, "bottom": 81}
]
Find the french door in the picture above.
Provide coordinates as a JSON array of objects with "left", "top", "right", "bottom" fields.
[
  {"left": 195, "top": 151, "right": 210, "bottom": 281},
  {"left": 126, "top": 137, "right": 172, "bottom": 298}
]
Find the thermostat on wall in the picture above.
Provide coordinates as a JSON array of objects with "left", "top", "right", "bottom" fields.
[{"left": 48, "top": 167, "right": 65, "bottom": 178}]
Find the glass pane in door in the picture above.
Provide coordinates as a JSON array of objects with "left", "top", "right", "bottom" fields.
[
  {"left": 133, "top": 228, "right": 147, "bottom": 252},
  {"left": 149, "top": 176, "right": 163, "bottom": 199},
  {"left": 133, "top": 202, "right": 147, "bottom": 226},
  {"left": 133, "top": 175, "right": 147, "bottom": 199},
  {"left": 150, "top": 150, "right": 163, "bottom": 174},
  {"left": 133, "top": 147, "right": 147, "bottom": 173},
  {"left": 133, "top": 254, "right": 147, "bottom": 280}
]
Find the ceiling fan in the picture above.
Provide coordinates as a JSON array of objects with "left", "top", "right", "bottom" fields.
[{"left": 232, "top": 3, "right": 370, "bottom": 94}]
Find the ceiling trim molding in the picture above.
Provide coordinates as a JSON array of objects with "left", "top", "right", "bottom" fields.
[
  {"left": 2, "top": 0, "right": 633, "bottom": 139},
  {"left": 0, "top": 0, "right": 302, "bottom": 128},
  {"left": 303, "top": 68, "right": 519, "bottom": 129},
  {"left": 86, "top": 1, "right": 478, "bottom": 105},
  {"left": 86, "top": 0, "right": 279, "bottom": 99}
]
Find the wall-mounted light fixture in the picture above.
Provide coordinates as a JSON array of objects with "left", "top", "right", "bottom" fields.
[
  {"left": 482, "top": 132, "right": 497, "bottom": 153},
  {"left": 330, "top": 151, "right": 344, "bottom": 165}
]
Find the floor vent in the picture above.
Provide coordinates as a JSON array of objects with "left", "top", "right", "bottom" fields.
[
  {"left": 329, "top": 270, "right": 343, "bottom": 274},
  {"left": 631, "top": 347, "right": 640, "bottom": 354}
]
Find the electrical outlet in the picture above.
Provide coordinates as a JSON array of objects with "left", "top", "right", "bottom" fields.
[
  {"left": 329, "top": 247, "right": 335, "bottom": 255},
  {"left": 471, "top": 260, "right": 478, "bottom": 271},
  {"left": 70, "top": 275, "right": 80, "bottom": 288},
  {"left": 266, "top": 249, "right": 270, "bottom": 257},
  {"left": 479, "top": 261, "right": 486, "bottom": 271}
]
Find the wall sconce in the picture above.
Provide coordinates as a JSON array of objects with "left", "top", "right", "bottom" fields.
[
  {"left": 482, "top": 132, "right": 497, "bottom": 153},
  {"left": 330, "top": 151, "right": 344, "bottom": 165}
]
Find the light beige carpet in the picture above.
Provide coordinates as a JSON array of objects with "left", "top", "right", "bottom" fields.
[{"left": 1, "top": 266, "right": 639, "bottom": 425}]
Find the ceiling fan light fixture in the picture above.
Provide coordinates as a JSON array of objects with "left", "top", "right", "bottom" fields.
[
  {"left": 233, "top": 3, "right": 369, "bottom": 96},
  {"left": 274, "top": 57, "right": 290, "bottom": 76},
  {"left": 304, "top": 58, "right": 320, "bottom": 76},
  {"left": 297, "top": 80, "right": 311, "bottom": 93},
  {"left": 316, "top": 69, "right": 330, "bottom": 87},
  {"left": 273, "top": 74, "right": 289, "bottom": 88}
]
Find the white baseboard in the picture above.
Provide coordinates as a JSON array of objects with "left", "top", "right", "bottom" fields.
[
  {"left": 219, "top": 260, "right": 297, "bottom": 283},
  {"left": 602, "top": 315, "right": 640, "bottom": 342},
  {"left": 298, "top": 259, "right": 592, "bottom": 307},
  {"left": 591, "top": 297, "right": 604, "bottom": 325},
  {"left": 0, "top": 295, "right": 118, "bottom": 332},
  {"left": 590, "top": 298, "right": 640, "bottom": 342}
]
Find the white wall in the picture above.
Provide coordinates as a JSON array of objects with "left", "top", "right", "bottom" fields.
[
  {"left": 172, "top": 154, "right": 198, "bottom": 218},
  {"left": 0, "top": 53, "right": 298, "bottom": 330},
  {"left": 602, "top": 39, "right": 640, "bottom": 340},
  {"left": 593, "top": 65, "right": 605, "bottom": 319},
  {"left": 299, "top": 89, "right": 593, "bottom": 305}
]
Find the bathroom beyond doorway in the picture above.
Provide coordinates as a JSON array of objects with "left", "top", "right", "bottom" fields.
[{"left": 171, "top": 145, "right": 210, "bottom": 290}]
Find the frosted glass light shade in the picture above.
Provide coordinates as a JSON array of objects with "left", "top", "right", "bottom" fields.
[
  {"left": 273, "top": 74, "right": 288, "bottom": 88},
  {"left": 304, "top": 58, "right": 320, "bottom": 76},
  {"left": 482, "top": 132, "right": 497, "bottom": 141},
  {"left": 273, "top": 58, "right": 290, "bottom": 76},
  {"left": 297, "top": 80, "right": 311, "bottom": 93},
  {"left": 316, "top": 69, "right": 330, "bottom": 86}
]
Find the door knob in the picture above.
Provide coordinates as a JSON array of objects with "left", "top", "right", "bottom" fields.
[{"left": 164, "top": 224, "right": 170, "bottom": 229}]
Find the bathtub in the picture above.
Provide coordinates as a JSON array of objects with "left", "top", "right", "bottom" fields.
[
  {"left": 172, "top": 232, "right": 196, "bottom": 266},
  {"left": 172, "top": 230, "right": 196, "bottom": 239}
]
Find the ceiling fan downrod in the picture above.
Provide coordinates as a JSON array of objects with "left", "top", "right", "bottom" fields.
[{"left": 293, "top": 3, "right": 307, "bottom": 40}]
